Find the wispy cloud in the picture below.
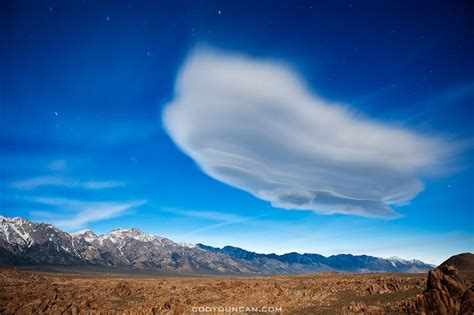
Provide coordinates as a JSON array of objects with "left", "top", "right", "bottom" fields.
[
  {"left": 161, "top": 207, "right": 247, "bottom": 222},
  {"left": 185, "top": 215, "right": 263, "bottom": 235},
  {"left": 163, "top": 48, "right": 458, "bottom": 218},
  {"left": 419, "top": 81, "right": 474, "bottom": 108},
  {"left": 11, "top": 176, "right": 126, "bottom": 190},
  {"left": 48, "top": 159, "right": 67, "bottom": 171},
  {"left": 186, "top": 215, "right": 264, "bottom": 236},
  {"left": 29, "top": 197, "right": 147, "bottom": 228},
  {"left": 162, "top": 207, "right": 264, "bottom": 236},
  {"left": 404, "top": 81, "right": 474, "bottom": 123}
]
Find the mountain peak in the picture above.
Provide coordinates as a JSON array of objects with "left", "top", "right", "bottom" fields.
[
  {"left": 178, "top": 241, "right": 196, "bottom": 248},
  {"left": 111, "top": 227, "right": 127, "bottom": 232},
  {"left": 72, "top": 229, "right": 93, "bottom": 235},
  {"left": 1, "top": 216, "right": 28, "bottom": 224},
  {"left": 72, "top": 229, "right": 98, "bottom": 242},
  {"left": 103, "top": 227, "right": 161, "bottom": 244}
]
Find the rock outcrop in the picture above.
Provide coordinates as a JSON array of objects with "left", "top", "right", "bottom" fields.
[
  {"left": 345, "top": 301, "right": 384, "bottom": 313},
  {"left": 408, "top": 253, "right": 474, "bottom": 314}
]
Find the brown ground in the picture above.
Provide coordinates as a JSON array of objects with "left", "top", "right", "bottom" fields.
[{"left": 0, "top": 268, "right": 427, "bottom": 314}]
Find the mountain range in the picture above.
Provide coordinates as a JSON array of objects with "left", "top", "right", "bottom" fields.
[{"left": 0, "top": 215, "right": 434, "bottom": 274}]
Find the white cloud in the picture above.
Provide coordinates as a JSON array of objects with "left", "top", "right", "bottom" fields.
[
  {"left": 163, "top": 48, "right": 455, "bottom": 218},
  {"left": 29, "top": 197, "right": 147, "bottom": 228},
  {"left": 11, "top": 176, "right": 126, "bottom": 190}
]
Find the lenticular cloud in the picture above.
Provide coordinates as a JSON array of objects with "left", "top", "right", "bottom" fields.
[{"left": 163, "top": 48, "right": 452, "bottom": 218}]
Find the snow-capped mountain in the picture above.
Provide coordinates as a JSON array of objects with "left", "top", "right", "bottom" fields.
[{"left": 0, "top": 216, "right": 434, "bottom": 274}]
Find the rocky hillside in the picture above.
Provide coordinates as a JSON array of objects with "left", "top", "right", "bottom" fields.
[{"left": 0, "top": 215, "right": 434, "bottom": 275}]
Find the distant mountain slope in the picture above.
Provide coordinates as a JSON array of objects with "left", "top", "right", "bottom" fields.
[
  {"left": 0, "top": 215, "right": 434, "bottom": 274},
  {"left": 197, "top": 244, "right": 433, "bottom": 273}
]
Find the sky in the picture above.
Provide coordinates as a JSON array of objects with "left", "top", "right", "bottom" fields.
[{"left": 1, "top": 0, "right": 473, "bottom": 265}]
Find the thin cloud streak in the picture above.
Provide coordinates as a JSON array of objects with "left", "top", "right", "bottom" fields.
[
  {"left": 161, "top": 206, "right": 265, "bottom": 236},
  {"left": 11, "top": 176, "right": 126, "bottom": 190},
  {"left": 29, "top": 197, "right": 147, "bottom": 228},
  {"left": 48, "top": 159, "right": 67, "bottom": 171},
  {"left": 403, "top": 81, "right": 474, "bottom": 123},
  {"left": 161, "top": 207, "right": 248, "bottom": 222},
  {"left": 183, "top": 215, "right": 265, "bottom": 236}
]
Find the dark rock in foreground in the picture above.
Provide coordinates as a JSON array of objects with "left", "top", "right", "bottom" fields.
[{"left": 407, "top": 253, "right": 474, "bottom": 314}]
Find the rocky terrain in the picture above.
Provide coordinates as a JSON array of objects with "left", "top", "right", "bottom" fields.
[
  {"left": 1, "top": 255, "right": 473, "bottom": 314},
  {"left": 0, "top": 268, "right": 427, "bottom": 314},
  {"left": 0, "top": 216, "right": 433, "bottom": 275}
]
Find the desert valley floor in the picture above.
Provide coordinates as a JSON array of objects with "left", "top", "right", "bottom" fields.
[{"left": 0, "top": 268, "right": 427, "bottom": 314}]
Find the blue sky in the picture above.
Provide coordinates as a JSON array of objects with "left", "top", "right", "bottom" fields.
[{"left": 1, "top": 0, "right": 473, "bottom": 264}]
